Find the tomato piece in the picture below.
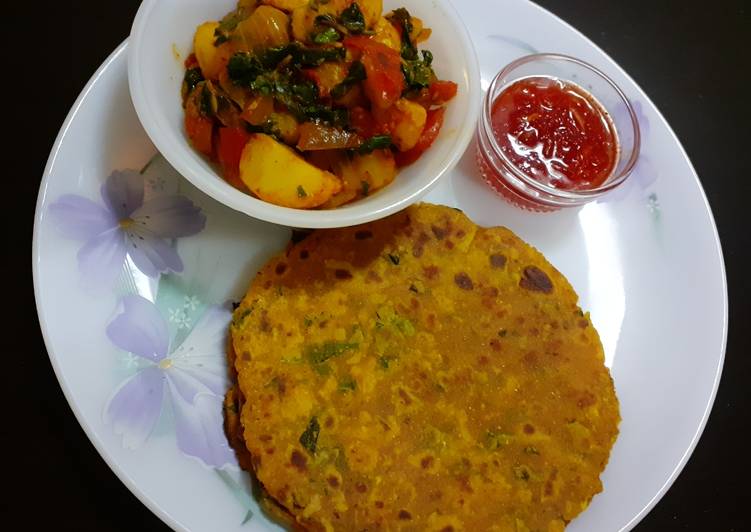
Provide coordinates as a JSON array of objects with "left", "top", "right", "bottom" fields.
[
  {"left": 350, "top": 107, "right": 383, "bottom": 138},
  {"left": 344, "top": 36, "right": 404, "bottom": 110},
  {"left": 217, "top": 127, "right": 250, "bottom": 189},
  {"left": 300, "top": 68, "right": 321, "bottom": 90},
  {"left": 394, "top": 107, "right": 445, "bottom": 167},
  {"left": 184, "top": 53, "right": 199, "bottom": 70},
  {"left": 409, "top": 80, "right": 459, "bottom": 108},
  {"left": 429, "top": 81, "right": 458, "bottom": 105},
  {"left": 342, "top": 35, "right": 374, "bottom": 53},
  {"left": 185, "top": 114, "right": 215, "bottom": 157}
]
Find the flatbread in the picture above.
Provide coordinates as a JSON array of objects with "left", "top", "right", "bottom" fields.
[{"left": 229, "top": 203, "right": 620, "bottom": 531}]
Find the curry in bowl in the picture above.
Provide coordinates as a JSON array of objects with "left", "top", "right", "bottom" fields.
[{"left": 182, "top": 0, "right": 457, "bottom": 209}]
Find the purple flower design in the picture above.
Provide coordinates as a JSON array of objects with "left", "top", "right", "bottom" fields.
[
  {"left": 48, "top": 170, "right": 206, "bottom": 285},
  {"left": 104, "top": 295, "right": 236, "bottom": 469}
]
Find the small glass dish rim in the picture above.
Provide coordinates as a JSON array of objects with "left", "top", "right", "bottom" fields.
[{"left": 480, "top": 52, "right": 642, "bottom": 201}]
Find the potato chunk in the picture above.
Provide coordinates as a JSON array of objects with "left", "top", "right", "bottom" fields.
[
  {"left": 323, "top": 149, "right": 396, "bottom": 208},
  {"left": 357, "top": 0, "right": 383, "bottom": 29},
  {"left": 372, "top": 17, "right": 401, "bottom": 51},
  {"left": 375, "top": 99, "right": 428, "bottom": 152},
  {"left": 194, "top": 22, "right": 225, "bottom": 79},
  {"left": 346, "top": 149, "right": 397, "bottom": 191},
  {"left": 260, "top": 0, "right": 308, "bottom": 11},
  {"left": 240, "top": 134, "right": 342, "bottom": 208},
  {"left": 237, "top": 5, "right": 290, "bottom": 49}
]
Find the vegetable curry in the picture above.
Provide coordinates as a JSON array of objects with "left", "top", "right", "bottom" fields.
[{"left": 182, "top": 0, "right": 458, "bottom": 209}]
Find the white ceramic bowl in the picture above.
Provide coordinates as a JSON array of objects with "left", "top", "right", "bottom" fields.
[{"left": 128, "top": 0, "right": 481, "bottom": 229}]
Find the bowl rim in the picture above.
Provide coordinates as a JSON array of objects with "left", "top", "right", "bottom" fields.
[{"left": 128, "top": 0, "right": 482, "bottom": 229}]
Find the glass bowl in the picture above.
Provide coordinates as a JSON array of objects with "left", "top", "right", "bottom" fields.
[{"left": 476, "top": 53, "right": 641, "bottom": 211}]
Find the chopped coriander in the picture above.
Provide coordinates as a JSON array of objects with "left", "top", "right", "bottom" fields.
[
  {"left": 299, "top": 416, "right": 320, "bottom": 454},
  {"left": 306, "top": 341, "right": 358, "bottom": 365},
  {"left": 312, "top": 26, "right": 341, "bottom": 44},
  {"left": 387, "top": 253, "right": 400, "bottom": 265},
  {"left": 297, "top": 185, "right": 308, "bottom": 198},
  {"left": 232, "top": 308, "right": 253, "bottom": 328},
  {"left": 486, "top": 431, "right": 513, "bottom": 450},
  {"left": 338, "top": 378, "right": 357, "bottom": 392},
  {"left": 358, "top": 135, "right": 393, "bottom": 154},
  {"left": 378, "top": 355, "right": 397, "bottom": 369}
]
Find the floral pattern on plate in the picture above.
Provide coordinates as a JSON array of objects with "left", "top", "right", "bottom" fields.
[
  {"left": 48, "top": 169, "right": 205, "bottom": 286},
  {"left": 105, "top": 294, "right": 235, "bottom": 468},
  {"left": 46, "top": 158, "right": 261, "bottom": 524}
]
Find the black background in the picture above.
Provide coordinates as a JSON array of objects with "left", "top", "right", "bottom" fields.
[{"left": 8, "top": 1, "right": 749, "bottom": 530}]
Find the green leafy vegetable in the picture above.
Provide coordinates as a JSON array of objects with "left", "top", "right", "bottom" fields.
[
  {"left": 297, "top": 185, "right": 308, "bottom": 198},
  {"left": 228, "top": 45, "right": 350, "bottom": 127},
  {"left": 291, "top": 45, "right": 346, "bottom": 67},
  {"left": 299, "top": 416, "right": 320, "bottom": 454},
  {"left": 338, "top": 378, "right": 357, "bottom": 392},
  {"left": 219, "top": 12, "right": 243, "bottom": 32},
  {"left": 258, "top": 45, "right": 295, "bottom": 69},
  {"left": 306, "top": 341, "right": 359, "bottom": 365},
  {"left": 312, "top": 26, "right": 342, "bottom": 44},
  {"left": 331, "top": 61, "right": 366, "bottom": 100},
  {"left": 340, "top": 3, "right": 366, "bottom": 34},
  {"left": 387, "top": 253, "right": 400, "bottom": 265},
  {"left": 227, "top": 52, "right": 265, "bottom": 87},
  {"left": 232, "top": 308, "right": 253, "bottom": 328},
  {"left": 486, "top": 431, "right": 513, "bottom": 450},
  {"left": 199, "top": 83, "right": 214, "bottom": 116},
  {"left": 300, "top": 105, "right": 349, "bottom": 127},
  {"left": 314, "top": 14, "right": 339, "bottom": 27},
  {"left": 402, "top": 50, "right": 436, "bottom": 91},
  {"left": 387, "top": 7, "right": 417, "bottom": 60},
  {"left": 214, "top": 11, "right": 243, "bottom": 45},
  {"left": 358, "top": 135, "right": 393, "bottom": 154},
  {"left": 378, "top": 355, "right": 397, "bottom": 369},
  {"left": 228, "top": 48, "right": 295, "bottom": 88},
  {"left": 361, "top": 180, "right": 370, "bottom": 196},
  {"left": 213, "top": 3, "right": 257, "bottom": 45},
  {"left": 182, "top": 67, "right": 204, "bottom": 98},
  {"left": 314, "top": 4, "right": 369, "bottom": 38}
]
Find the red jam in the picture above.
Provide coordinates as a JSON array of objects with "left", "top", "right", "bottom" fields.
[{"left": 490, "top": 76, "right": 618, "bottom": 190}]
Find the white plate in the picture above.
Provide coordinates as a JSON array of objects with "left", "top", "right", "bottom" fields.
[{"left": 33, "top": 1, "right": 727, "bottom": 530}]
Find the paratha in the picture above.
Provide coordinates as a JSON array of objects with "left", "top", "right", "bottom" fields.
[{"left": 228, "top": 203, "right": 620, "bottom": 531}]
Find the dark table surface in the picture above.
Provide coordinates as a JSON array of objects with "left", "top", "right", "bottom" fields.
[{"left": 11, "top": 1, "right": 749, "bottom": 530}]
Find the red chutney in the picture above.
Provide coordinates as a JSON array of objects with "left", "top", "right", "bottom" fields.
[{"left": 491, "top": 76, "right": 618, "bottom": 190}]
